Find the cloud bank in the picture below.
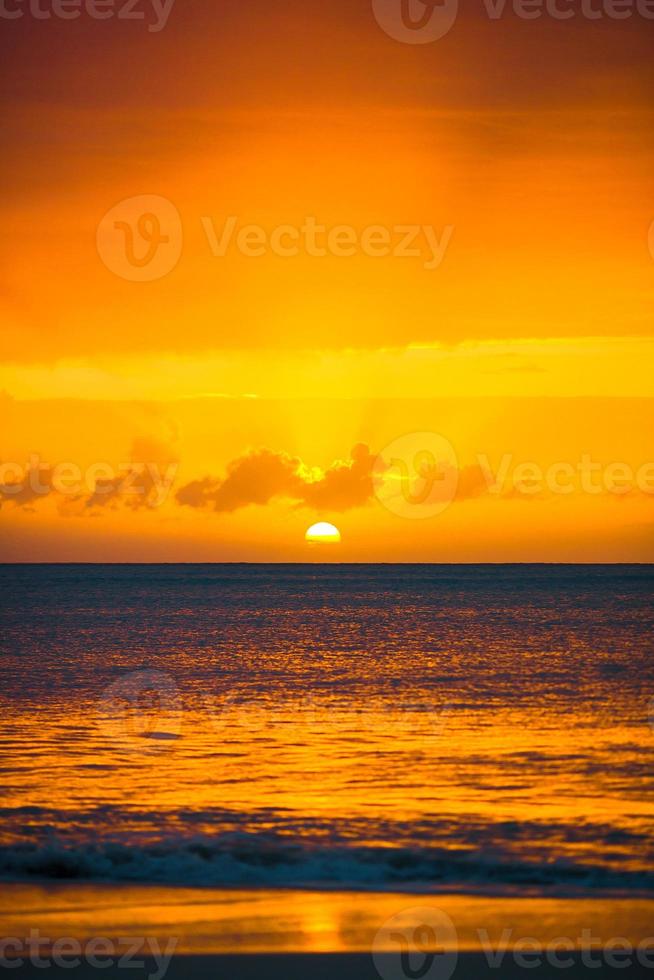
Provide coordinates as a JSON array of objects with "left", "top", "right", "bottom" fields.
[{"left": 177, "top": 444, "right": 376, "bottom": 514}]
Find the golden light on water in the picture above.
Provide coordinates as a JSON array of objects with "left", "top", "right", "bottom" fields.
[{"left": 305, "top": 522, "right": 341, "bottom": 544}]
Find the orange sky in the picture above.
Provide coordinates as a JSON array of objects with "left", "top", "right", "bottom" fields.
[{"left": 1, "top": 0, "right": 653, "bottom": 560}]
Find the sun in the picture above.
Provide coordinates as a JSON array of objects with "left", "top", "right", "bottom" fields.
[{"left": 305, "top": 522, "right": 341, "bottom": 544}]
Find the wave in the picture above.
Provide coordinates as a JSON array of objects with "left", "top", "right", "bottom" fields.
[{"left": 1, "top": 835, "right": 652, "bottom": 897}]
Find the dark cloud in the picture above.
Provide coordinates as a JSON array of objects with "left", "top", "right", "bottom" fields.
[
  {"left": 302, "top": 444, "right": 376, "bottom": 511},
  {"left": 176, "top": 448, "right": 303, "bottom": 513},
  {"left": 0, "top": 437, "right": 178, "bottom": 513},
  {"left": 176, "top": 444, "right": 489, "bottom": 515},
  {"left": 177, "top": 444, "right": 377, "bottom": 514},
  {"left": 0, "top": 462, "right": 54, "bottom": 509},
  {"left": 83, "top": 436, "right": 178, "bottom": 511},
  {"left": 457, "top": 463, "right": 490, "bottom": 501}
]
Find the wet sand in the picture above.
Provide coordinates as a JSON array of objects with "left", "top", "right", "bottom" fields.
[{"left": 1, "top": 883, "right": 653, "bottom": 977}]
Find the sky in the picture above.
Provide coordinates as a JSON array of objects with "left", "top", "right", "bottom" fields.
[{"left": 1, "top": 0, "right": 653, "bottom": 560}]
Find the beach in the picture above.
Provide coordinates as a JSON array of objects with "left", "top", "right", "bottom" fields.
[
  {"left": 2, "top": 884, "right": 654, "bottom": 976},
  {"left": 4, "top": 0, "right": 654, "bottom": 967},
  {"left": 1, "top": 564, "right": 653, "bottom": 977}
]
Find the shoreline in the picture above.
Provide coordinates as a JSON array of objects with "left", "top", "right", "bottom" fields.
[{"left": 1, "top": 884, "right": 652, "bottom": 955}]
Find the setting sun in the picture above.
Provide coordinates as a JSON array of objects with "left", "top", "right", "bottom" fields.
[
  {"left": 1, "top": 1, "right": 653, "bottom": 975},
  {"left": 305, "top": 522, "right": 341, "bottom": 544}
]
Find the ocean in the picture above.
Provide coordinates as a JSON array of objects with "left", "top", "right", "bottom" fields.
[{"left": 1, "top": 563, "right": 652, "bottom": 897}]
